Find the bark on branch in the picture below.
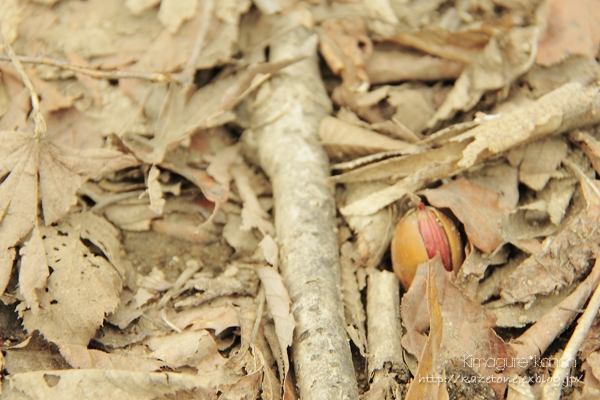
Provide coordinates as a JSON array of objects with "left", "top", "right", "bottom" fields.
[{"left": 250, "top": 25, "right": 359, "bottom": 399}]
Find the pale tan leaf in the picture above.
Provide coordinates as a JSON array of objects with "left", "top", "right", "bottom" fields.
[
  {"left": 0, "top": 133, "right": 39, "bottom": 295},
  {"left": 158, "top": 0, "right": 197, "bottom": 34},
  {"left": 223, "top": 213, "right": 260, "bottom": 256},
  {"left": 330, "top": 140, "right": 466, "bottom": 184},
  {"left": 428, "top": 27, "right": 538, "bottom": 128},
  {"left": 38, "top": 141, "right": 139, "bottom": 225},
  {"left": 167, "top": 300, "right": 239, "bottom": 334},
  {"left": 0, "top": 129, "right": 136, "bottom": 295},
  {"left": 206, "top": 145, "right": 238, "bottom": 185},
  {"left": 125, "top": 0, "right": 160, "bottom": 14},
  {"left": 146, "top": 330, "right": 227, "bottom": 371},
  {"left": 508, "top": 137, "right": 568, "bottom": 191},
  {"left": 147, "top": 164, "right": 165, "bottom": 215},
  {"left": 232, "top": 163, "right": 275, "bottom": 236},
  {"left": 2, "top": 370, "right": 213, "bottom": 400},
  {"left": 0, "top": 0, "right": 20, "bottom": 52},
  {"left": 319, "top": 116, "right": 416, "bottom": 159},
  {"left": 58, "top": 342, "right": 163, "bottom": 372},
  {"left": 342, "top": 182, "right": 394, "bottom": 269},
  {"left": 389, "top": 26, "right": 493, "bottom": 64},
  {"left": 18, "top": 228, "right": 49, "bottom": 313},
  {"left": 20, "top": 212, "right": 123, "bottom": 346},
  {"left": 255, "top": 266, "right": 295, "bottom": 376},
  {"left": 259, "top": 235, "right": 278, "bottom": 269}
]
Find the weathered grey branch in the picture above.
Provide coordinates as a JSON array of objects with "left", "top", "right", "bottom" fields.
[
  {"left": 250, "top": 24, "right": 359, "bottom": 399},
  {"left": 366, "top": 269, "right": 409, "bottom": 388}
]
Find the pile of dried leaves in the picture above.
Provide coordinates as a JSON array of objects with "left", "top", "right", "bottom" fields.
[{"left": 1, "top": 0, "right": 600, "bottom": 399}]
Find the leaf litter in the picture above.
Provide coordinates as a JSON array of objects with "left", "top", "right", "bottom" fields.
[{"left": 2, "top": 0, "right": 600, "bottom": 399}]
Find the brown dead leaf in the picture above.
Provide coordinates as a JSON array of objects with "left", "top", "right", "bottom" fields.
[
  {"left": 0, "top": 0, "right": 20, "bottom": 53},
  {"left": 536, "top": 0, "right": 600, "bottom": 66},
  {"left": 19, "top": 212, "right": 124, "bottom": 347},
  {"left": 571, "top": 131, "right": 600, "bottom": 175},
  {"left": 406, "top": 258, "right": 516, "bottom": 399},
  {"left": 507, "top": 137, "right": 568, "bottom": 191},
  {"left": 428, "top": 26, "right": 538, "bottom": 128},
  {"left": 364, "top": 47, "right": 464, "bottom": 85},
  {"left": 405, "top": 258, "right": 448, "bottom": 400},
  {"left": 389, "top": 26, "right": 494, "bottom": 65},
  {"left": 319, "top": 17, "right": 372, "bottom": 92},
  {"left": 501, "top": 162, "right": 600, "bottom": 304},
  {"left": 421, "top": 178, "right": 506, "bottom": 254},
  {"left": 0, "top": 130, "right": 137, "bottom": 295}
]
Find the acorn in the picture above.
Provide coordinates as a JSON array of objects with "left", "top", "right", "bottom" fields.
[{"left": 391, "top": 202, "right": 463, "bottom": 289}]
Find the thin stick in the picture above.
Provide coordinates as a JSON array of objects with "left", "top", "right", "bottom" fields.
[
  {"left": 542, "top": 257, "right": 600, "bottom": 399},
  {"left": 0, "top": 54, "right": 173, "bottom": 83},
  {"left": 2, "top": 37, "right": 45, "bottom": 139}
]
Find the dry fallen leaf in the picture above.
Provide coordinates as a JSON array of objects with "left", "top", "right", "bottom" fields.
[
  {"left": 0, "top": 129, "right": 138, "bottom": 295},
  {"left": 536, "top": 0, "right": 600, "bottom": 66},
  {"left": 421, "top": 178, "right": 507, "bottom": 254},
  {"left": 501, "top": 162, "right": 600, "bottom": 304},
  {"left": 255, "top": 265, "right": 296, "bottom": 378},
  {"left": 19, "top": 212, "right": 125, "bottom": 349}
]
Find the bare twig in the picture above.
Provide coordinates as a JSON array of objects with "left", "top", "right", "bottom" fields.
[
  {"left": 1, "top": 38, "right": 45, "bottom": 139},
  {"left": 0, "top": 54, "right": 174, "bottom": 83},
  {"left": 542, "top": 258, "right": 600, "bottom": 399}
]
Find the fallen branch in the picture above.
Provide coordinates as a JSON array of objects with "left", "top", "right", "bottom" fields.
[{"left": 250, "top": 23, "right": 359, "bottom": 399}]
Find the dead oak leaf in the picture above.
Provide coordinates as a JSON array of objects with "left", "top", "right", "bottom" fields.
[
  {"left": 0, "top": 129, "right": 138, "bottom": 295},
  {"left": 19, "top": 212, "right": 124, "bottom": 347}
]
